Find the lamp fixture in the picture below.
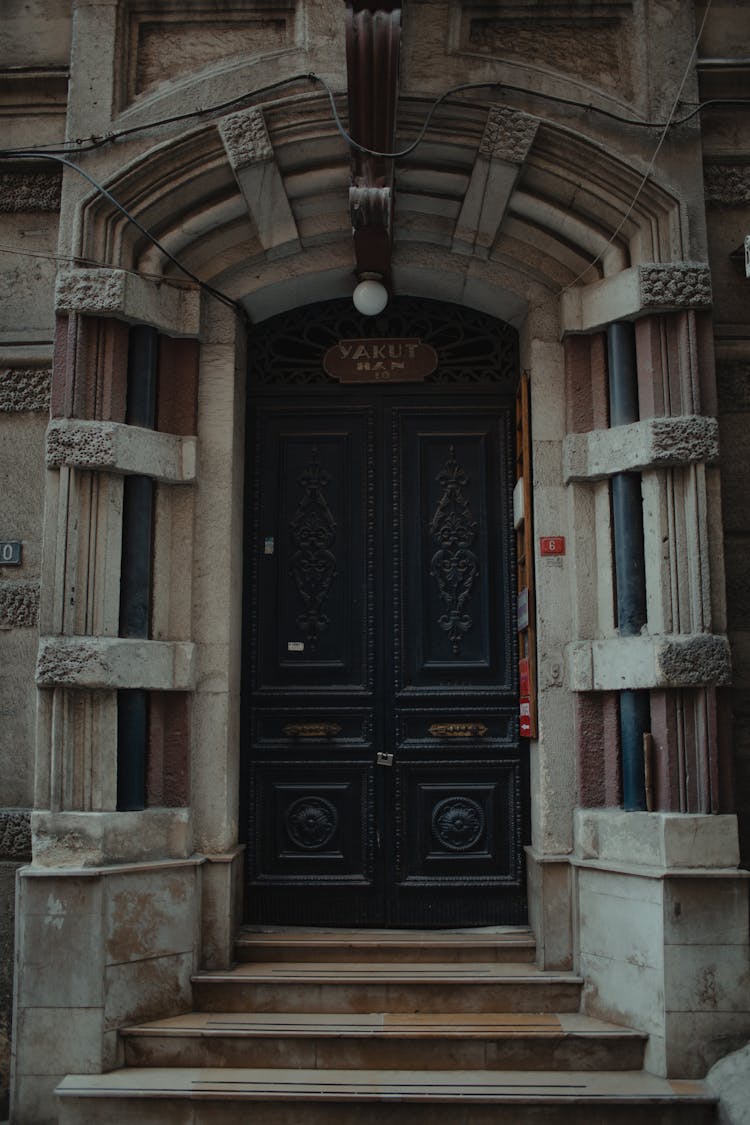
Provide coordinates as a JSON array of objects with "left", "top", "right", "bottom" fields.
[{"left": 352, "top": 273, "right": 389, "bottom": 316}]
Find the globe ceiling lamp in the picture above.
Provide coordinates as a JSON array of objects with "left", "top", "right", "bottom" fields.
[{"left": 352, "top": 272, "right": 389, "bottom": 316}]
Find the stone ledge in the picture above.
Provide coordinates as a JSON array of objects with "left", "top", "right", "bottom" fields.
[
  {"left": 45, "top": 419, "right": 197, "bottom": 482},
  {"left": 36, "top": 637, "right": 195, "bottom": 691},
  {"left": 561, "top": 262, "right": 712, "bottom": 335},
  {"left": 55, "top": 268, "right": 201, "bottom": 337},
  {"left": 567, "top": 633, "right": 731, "bottom": 691},
  {"left": 564, "top": 416, "right": 719, "bottom": 481},
  {"left": 574, "top": 809, "right": 741, "bottom": 871},
  {"left": 29, "top": 809, "right": 194, "bottom": 869}
]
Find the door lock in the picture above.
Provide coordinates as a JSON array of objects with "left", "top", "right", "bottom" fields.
[{"left": 376, "top": 751, "right": 394, "bottom": 767}]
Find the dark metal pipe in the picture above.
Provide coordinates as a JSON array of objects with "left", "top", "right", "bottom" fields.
[
  {"left": 607, "top": 322, "right": 648, "bottom": 811},
  {"left": 117, "top": 326, "right": 158, "bottom": 811}
]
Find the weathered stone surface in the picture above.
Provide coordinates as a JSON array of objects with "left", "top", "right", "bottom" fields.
[
  {"left": 562, "top": 263, "right": 713, "bottom": 334},
  {"left": 31, "top": 810, "right": 194, "bottom": 868},
  {"left": 131, "top": 13, "right": 290, "bottom": 99},
  {"left": 568, "top": 633, "right": 732, "bottom": 691},
  {"left": 0, "top": 809, "right": 31, "bottom": 861},
  {"left": 467, "top": 13, "right": 632, "bottom": 99},
  {"left": 564, "top": 415, "right": 719, "bottom": 481},
  {"left": 0, "top": 366, "right": 51, "bottom": 412},
  {"left": 0, "top": 171, "right": 61, "bottom": 212},
  {"left": 55, "top": 269, "right": 201, "bottom": 337},
  {"left": 36, "top": 636, "right": 196, "bottom": 691},
  {"left": 219, "top": 107, "right": 273, "bottom": 168},
  {"left": 639, "top": 263, "right": 712, "bottom": 309},
  {"left": 45, "top": 419, "right": 197, "bottom": 482},
  {"left": 479, "top": 106, "right": 538, "bottom": 164},
  {"left": 706, "top": 1040, "right": 750, "bottom": 1124},
  {"left": 705, "top": 163, "right": 750, "bottom": 206},
  {"left": 0, "top": 582, "right": 39, "bottom": 629}
]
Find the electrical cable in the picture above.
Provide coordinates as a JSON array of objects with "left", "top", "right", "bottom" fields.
[
  {"left": 559, "top": 0, "right": 715, "bottom": 293},
  {"left": 1, "top": 71, "right": 747, "bottom": 162},
  {"left": 6, "top": 151, "right": 245, "bottom": 317}
]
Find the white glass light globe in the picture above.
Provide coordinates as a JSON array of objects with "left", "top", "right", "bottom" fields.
[{"left": 352, "top": 278, "right": 388, "bottom": 316}]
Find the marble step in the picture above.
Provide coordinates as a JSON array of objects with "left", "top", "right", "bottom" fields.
[
  {"left": 122, "top": 1010, "right": 647, "bottom": 1071},
  {"left": 192, "top": 961, "right": 583, "bottom": 1014},
  {"left": 56, "top": 1066, "right": 717, "bottom": 1125},
  {"left": 235, "top": 925, "right": 537, "bottom": 964}
]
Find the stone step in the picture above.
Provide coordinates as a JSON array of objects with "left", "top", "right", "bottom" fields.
[
  {"left": 122, "top": 1010, "right": 647, "bottom": 1071},
  {"left": 56, "top": 1067, "right": 717, "bottom": 1125},
  {"left": 235, "top": 925, "right": 537, "bottom": 964},
  {"left": 192, "top": 961, "right": 583, "bottom": 1014}
]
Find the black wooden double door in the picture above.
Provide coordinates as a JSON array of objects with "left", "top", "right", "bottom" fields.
[{"left": 244, "top": 389, "right": 526, "bottom": 927}]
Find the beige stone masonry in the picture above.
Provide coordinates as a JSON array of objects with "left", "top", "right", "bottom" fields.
[
  {"left": 30, "top": 810, "right": 194, "bottom": 868},
  {"left": 561, "top": 263, "right": 712, "bottom": 335},
  {"left": 46, "top": 419, "right": 197, "bottom": 483},
  {"left": 574, "top": 811, "right": 750, "bottom": 1076},
  {"left": 574, "top": 810, "right": 740, "bottom": 872},
  {"left": 453, "top": 107, "right": 538, "bottom": 258},
  {"left": 36, "top": 636, "right": 195, "bottom": 691},
  {"left": 218, "top": 108, "right": 301, "bottom": 259},
  {"left": 568, "top": 633, "right": 731, "bottom": 691},
  {"left": 563, "top": 416, "right": 719, "bottom": 481},
  {"left": 55, "top": 269, "right": 201, "bottom": 336}
]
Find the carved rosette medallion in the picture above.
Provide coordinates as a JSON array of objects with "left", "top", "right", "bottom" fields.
[
  {"left": 432, "top": 797, "right": 485, "bottom": 852},
  {"left": 429, "top": 446, "right": 479, "bottom": 655},
  {"left": 285, "top": 796, "right": 338, "bottom": 850},
  {"left": 289, "top": 447, "right": 337, "bottom": 652}
]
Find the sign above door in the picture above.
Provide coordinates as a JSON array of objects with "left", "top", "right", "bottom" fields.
[{"left": 323, "top": 337, "right": 438, "bottom": 383}]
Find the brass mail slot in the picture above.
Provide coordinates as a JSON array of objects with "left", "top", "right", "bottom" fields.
[
  {"left": 428, "top": 722, "right": 488, "bottom": 738},
  {"left": 283, "top": 722, "right": 342, "bottom": 739}
]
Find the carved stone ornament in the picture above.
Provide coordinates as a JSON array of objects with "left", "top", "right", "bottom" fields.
[
  {"left": 0, "top": 809, "right": 32, "bottom": 861},
  {"left": 638, "top": 264, "right": 712, "bottom": 310},
  {"left": 219, "top": 108, "right": 273, "bottom": 169},
  {"left": 0, "top": 367, "right": 51, "bottom": 413},
  {"left": 0, "top": 171, "right": 61, "bottom": 213},
  {"left": 429, "top": 446, "right": 479, "bottom": 656},
  {"left": 432, "top": 796, "right": 485, "bottom": 852},
  {"left": 285, "top": 796, "right": 338, "bottom": 850},
  {"left": 479, "top": 106, "right": 538, "bottom": 164},
  {"left": 0, "top": 582, "right": 40, "bottom": 629}
]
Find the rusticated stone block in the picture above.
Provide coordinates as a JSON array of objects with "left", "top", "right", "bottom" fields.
[
  {"left": 55, "top": 269, "right": 201, "bottom": 336},
  {"left": 0, "top": 583, "right": 40, "bottom": 629},
  {"left": 479, "top": 106, "right": 538, "bottom": 164},
  {"left": 657, "top": 634, "right": 732, "bottom": 687},
  {"left": 650, "top": 415, "right": 719, "bottom": 462},
  {"left": 45, "top": 419, "right": 197, "bottom": 481},
  {"left": 0, "top": 809, "right": 31, "bottom": 861},
  {"left": 0, "top": 172, "right": 61, "bottom": 213},
  {"left": 639, "top": 263, "right": 712, "bottom": 309},
  {"left": 55, "top": 269, "right": 125, "bottom": 315},
  {"left": 46, "top": 421, "right": 114, "bottom": 469},
  {"left": 0, "top": 367, "right": 51, "bottom": 413},
  {"left": 36, "top": 636, "right": 196, "bottom": 691},
  {"left": 219, "top": 108, "right": 273, "bottom": 169},
  {"left": 704, "top": 163, "right": 750, "bottom": 206}
]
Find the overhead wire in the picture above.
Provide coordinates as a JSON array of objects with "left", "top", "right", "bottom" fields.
[{"left": 0, "top": 0, "right": 733, "bottom": 316}]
